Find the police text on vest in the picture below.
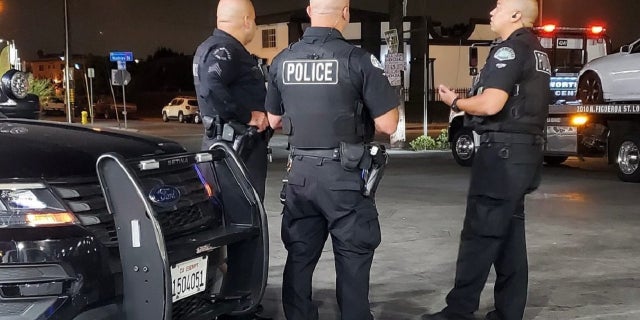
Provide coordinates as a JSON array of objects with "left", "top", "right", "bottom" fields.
[{"left": 282, "top": 60, "right": 339, "bottom": 85}]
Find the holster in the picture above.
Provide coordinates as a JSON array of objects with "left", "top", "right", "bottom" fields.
[
  {"left": 363, "top": 144, "right": 389, "bottom": 198},
  {"left": 202, "top": 115, "right": 221, "bottom": 139},
  {"left": 221, "top": 121, "right": 258, "bottom": 160}
]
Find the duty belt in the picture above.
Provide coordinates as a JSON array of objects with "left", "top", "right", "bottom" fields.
[
  {"left": 480, "top": 132, "right": 544, "bottom": 145},
  {"left": 290, "top": 147, "right": 340, "bottom": 160}
]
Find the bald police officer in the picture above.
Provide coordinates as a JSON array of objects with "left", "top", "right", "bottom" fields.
[
  {"left": 265, "top": 0, "right": 399, "bottom": 318},
  {"left": 423, "top": 0, "right": 550, "bottom": 320},
  {"left": 193, "top": 0, "right": 270, "bottom": 200}
]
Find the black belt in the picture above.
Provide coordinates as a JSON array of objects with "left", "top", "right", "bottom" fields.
[
  {"left": 480, "top": 132, "right": 543, "bottom": 145},
  {"left": 290, "top": 147, "right": 340, "bottom": 160}
]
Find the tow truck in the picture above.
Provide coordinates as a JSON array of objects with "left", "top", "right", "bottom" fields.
[{"left": 448, "top": 25, "right": 640, "bottom": 183}]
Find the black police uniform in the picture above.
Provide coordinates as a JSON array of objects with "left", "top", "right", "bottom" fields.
[
  {"left": 439, "top": 28, "right": 551, "bottom": 320},
  {"left": 265, "top": 27, "right": 398, "bottom": 320},
  {"left": 193, "top": 29, "right": 268, "bottom": 200}
]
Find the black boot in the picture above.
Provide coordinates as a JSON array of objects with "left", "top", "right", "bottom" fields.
[
  {"left": 421, "top": 311, "right": 475, "bottom": 320},
  {"left": 421, "top": 312, "right": 451, "bottom": 320}
]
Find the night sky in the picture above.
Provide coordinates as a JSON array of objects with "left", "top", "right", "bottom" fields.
[{"left": 1, "top": 0, "right": 638, "bottom": 61}]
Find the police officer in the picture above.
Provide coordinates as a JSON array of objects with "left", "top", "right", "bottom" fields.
[
  {"left": 265, "top": 0, "right": 399, "bottom": 318},
  {"left": 423, "top": 0, "right": 550, "bottom": 319},
  {"left": 193, "top": 0, "right": 270, "bottom": 200}
]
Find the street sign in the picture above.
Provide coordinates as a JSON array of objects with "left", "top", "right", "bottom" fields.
[
  {"left": 87, "top": 68, "right": 95, "bottom": 78},
  {"left": 111, "top": 69, "right": 131, "bottom": 86},
  {"left": 384, "top": 29, "right": 399, "bottom": 54},
  {"left": 110, "top": 51, "right": 134, "bottom": 62},
  {"left": 384, "top": 53, "right": 405, "bottom": 86},
  {"left": 117, "top": 61, "right": 127, "bottom": 70}
]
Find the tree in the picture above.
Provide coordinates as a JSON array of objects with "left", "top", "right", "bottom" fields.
[{"left": 27, "top": 74, "right": 55, "bottom": 102}]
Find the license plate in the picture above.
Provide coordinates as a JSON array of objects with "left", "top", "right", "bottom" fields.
[{"left": 171, "top": 255, "right": 208, "bottom": 302}]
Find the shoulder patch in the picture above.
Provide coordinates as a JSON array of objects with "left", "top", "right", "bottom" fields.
[
  {"left": 493, "top": 47, "right": 516, "bottom": 61},
  {"left": 534, "top": 50, "right": 552, "bottom": 75},
  {"left": 213, "top": 47, "right": 231, "bottom": 61},
  {"left": 370, "top": 55, "right": 384, "bottom": 70}
]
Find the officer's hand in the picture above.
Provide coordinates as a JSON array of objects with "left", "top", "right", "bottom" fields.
[
  {"left": 438, "top": 84, "right": 457, "bottom": 106},
  {"left": 248, "top": 111, "right": 269, "bottom": 132}
]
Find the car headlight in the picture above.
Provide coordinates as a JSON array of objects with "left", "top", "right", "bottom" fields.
[
  {"left": 0, "top": 183, "right": 78, "bottom": 228},
  {"left": 1, "top": 69, "right": 29, "bottom": 100}
]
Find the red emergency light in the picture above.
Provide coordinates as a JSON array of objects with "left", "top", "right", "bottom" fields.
[
  {"left": 542, "top": 24, "right": 556, "bottom": 33},
  {"left": 590, "top": 26, "right": 604, "bottom": 35}
]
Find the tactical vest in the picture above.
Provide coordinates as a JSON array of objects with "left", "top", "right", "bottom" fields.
[
  {"left": 468, "top": 35, "right": 549, "bottom": 136},
  {"left": 277, "top": 34, "right": 367, "bottom": 148}
]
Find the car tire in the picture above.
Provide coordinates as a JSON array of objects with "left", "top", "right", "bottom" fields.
[
  {"left": 178, "top": 112, "right": 184, "bottom": 123},
  {"left": 451, "top": 128, "right": 475, "bottom": 167},
  {"left": 616, "top": 135, "right": 640, "bottom": 183},
  {"left": 162, "top": 111, "right": 169, "bottom": 122},
  {"left": 193, "top": 113, "right": 201, "bottom": 124},
  {"left": 577, "top": 72, "right": 604, "bottom": 104},
  {"left": 544, "top": 156, "right": 568, "bottom": 166}
]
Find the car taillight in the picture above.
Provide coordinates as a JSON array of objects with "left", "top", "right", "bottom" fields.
[{"left": 0, "top": 183, "right": 78, "bottom": 228}]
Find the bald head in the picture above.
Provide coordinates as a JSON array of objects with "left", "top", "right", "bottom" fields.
[
  {"left": 509, "top": 0, "right": 538, "bottom": 27},
  {"left": 307, "top": 0, "right": 350, "bottom": 31},
  {"left": 216, "top": 0, "right": 257, "bottom": 45}
]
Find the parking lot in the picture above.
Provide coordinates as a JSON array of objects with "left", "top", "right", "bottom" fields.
[{"left": 72, "top": 118, "right": 640, "bottom": 319}]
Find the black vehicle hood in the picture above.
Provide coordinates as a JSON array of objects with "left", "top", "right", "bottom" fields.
[{"left": 0, "top": 119, "right": 186, "bottom": 179}]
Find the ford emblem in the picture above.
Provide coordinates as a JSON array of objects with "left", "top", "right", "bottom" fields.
[{"left": 148, "top": 186, "right": 181, "bottom": 207}]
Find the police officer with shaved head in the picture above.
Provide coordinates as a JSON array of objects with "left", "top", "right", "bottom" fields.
[
  {"left": 265, "top": 0, "right": 399, "bottom": 318},
  {"left": 193, "top": 0, "right": 269, "bottom": 201},
  {"left": 423, "top": 0, "right": 550, "bottom": 319},
  {"left": 194, "top": 1, "right": 272, "bottom": 319}
]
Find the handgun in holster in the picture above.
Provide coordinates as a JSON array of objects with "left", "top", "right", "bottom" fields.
[
  {"left": 218, "top": 120, "right": 258, "bottom": 161},
  {"left": 362, "top": 144, "right": 388, "bottom": 199},
  {"left": 339, "top": 142, "right": 388, "bottom": 199}
]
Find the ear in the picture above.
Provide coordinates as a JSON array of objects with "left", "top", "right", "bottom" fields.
[
  {"left": 306, "top": 5, "right": 312, "bottom": 18},
  {"left": 342, "top": 6, "right": 350, "bottom": 22}
]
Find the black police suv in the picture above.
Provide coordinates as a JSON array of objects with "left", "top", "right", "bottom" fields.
[{"left": 0, "top": 69, "right": 268, "bottom": 319}]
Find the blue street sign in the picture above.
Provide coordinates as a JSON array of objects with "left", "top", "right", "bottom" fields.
[{"left": 110, "top": 51, "right": 134, "bottom": 62}]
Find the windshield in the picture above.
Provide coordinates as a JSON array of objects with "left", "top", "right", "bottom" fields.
[{"left": 545, "top": 48, "right": 584, "bottom": 75}]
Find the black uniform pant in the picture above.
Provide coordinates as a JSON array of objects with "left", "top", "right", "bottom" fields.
[
  {"left": 443, "top": 139, "right": 542, "bottom": 320},
  {"left": 281, "top": 155, "right": 381, "bottom": 320},
  {"left": 202, "top": 134, "right": 268, "bottom": 201}
]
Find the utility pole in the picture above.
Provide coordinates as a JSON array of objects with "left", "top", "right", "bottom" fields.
[
  {"left": 389, "top": 0, "right": 406, "bottom": 148},
  {"left": 63, "top": 0, "right": 72, "bottom": 123}
]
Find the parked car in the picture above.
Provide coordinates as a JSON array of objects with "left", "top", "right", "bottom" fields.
[
  {"left": 42, "top": 96, "right": 66, "bottom": 115},
  {"left": 577, "top": 37, "right": 640, "bottom": 104},
  {"left": 162, "top": 96, "right": 201, "bottom": 123},
  {"left": 93, "top": 96, "right": 138, "bottom": 119}
]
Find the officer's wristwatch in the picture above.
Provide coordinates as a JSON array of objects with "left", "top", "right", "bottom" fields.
[{"left": 450, "top": 97, "right": 461, "bottom": 113}]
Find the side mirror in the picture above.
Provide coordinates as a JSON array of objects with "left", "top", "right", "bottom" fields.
[{"left": 469, "top": 47, "right": 479, "bottom": 76}]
